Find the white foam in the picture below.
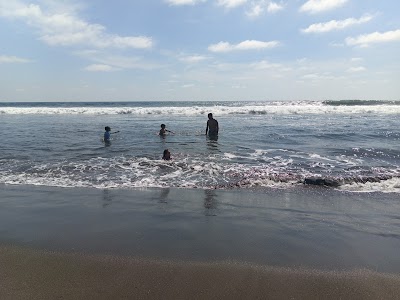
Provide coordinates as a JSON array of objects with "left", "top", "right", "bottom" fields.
[
  {"left": 340, "top": 177, "right": 400, "bottom": 193},
  {"left": 1, "top": 155, "right": 399, "bottom": 193},
  {"left": 2, "top": 101, "right": 400, "bottom": 115},
  {"left": 223, "top": 152, "right": 237, "bottom": 160}
]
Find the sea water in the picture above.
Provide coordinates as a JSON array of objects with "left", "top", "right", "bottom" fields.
[{"left": 1, "top": 100, "right": 399, "bottom": 192}]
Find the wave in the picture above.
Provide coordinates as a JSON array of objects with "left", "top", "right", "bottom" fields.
[
  {"left": 1, "top": 101, "right": 400, "bottom": 115},
  {"left": 1, "top": 156, "right": 399, "bottom": 193},
  {"left": 323, "top": 100, "right": 400, "bottom": 106}
]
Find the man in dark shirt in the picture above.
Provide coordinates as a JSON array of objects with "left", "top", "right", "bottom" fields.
[{"left": 206, "top": 113, "right": 219, "bottom": 137}]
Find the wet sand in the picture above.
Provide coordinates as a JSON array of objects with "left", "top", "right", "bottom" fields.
[
  {"left": 2, "top": 245, "right": 400, "bottom": 300},
  {"left": 1, "top": 184, "right": 400, "bottom": 299}
]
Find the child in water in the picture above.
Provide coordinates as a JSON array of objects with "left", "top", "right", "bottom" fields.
[
  {"left": 104, "top": 126, "right": 119, "bottom": 142},
  {"left": 159, "top": 124, "right": 174, "bottom": 136},
  {"left": 162, "top": 149, "right": 171, "bottom": 160}
]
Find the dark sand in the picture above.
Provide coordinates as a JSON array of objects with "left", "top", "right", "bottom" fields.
[
  {"left": 1, "top": 184, "right": 400, "bottom": 299},
  {"left": 2, "top": 245, "right": 400, "bottom": 300}
]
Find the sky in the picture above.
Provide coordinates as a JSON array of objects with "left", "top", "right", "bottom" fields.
[{"left": 0, "top": 0, "right": 399, "bottom": 102}]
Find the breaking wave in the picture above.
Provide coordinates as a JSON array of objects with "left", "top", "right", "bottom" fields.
[
  {"left": 323, "top": 100, "right": 400, "bottom": 106},
  {"left": 1, "top": 100, "right": 400, "bottom": 115},
  {"left": 1, "top": 156, "right": 399, "bottom": 193}
]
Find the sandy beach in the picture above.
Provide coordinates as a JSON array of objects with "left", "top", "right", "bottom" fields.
[
  {"left": 2, "top": 245, "right": 400, "bottom": 300},
  {"left": 1, "top": 184, "right": 400, "bottom": 299}
]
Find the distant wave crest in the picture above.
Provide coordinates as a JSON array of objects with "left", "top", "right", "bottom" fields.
[
  {"left": 323, "top": 100, "right": 400, "bottom": 106},
  {"left": 1, "top": 100, "right": 400, "bottom": 115}
]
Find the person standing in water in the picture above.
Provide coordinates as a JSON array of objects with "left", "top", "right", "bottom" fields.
[
  {"left": 104, "top": 126, "right": 119, "bottom": 143},
  {"left": 206, "top": 113, "right": 219, "bottom": 137},
  {"left": 159, "top": 124, "right": 174, "bottom": 136}
]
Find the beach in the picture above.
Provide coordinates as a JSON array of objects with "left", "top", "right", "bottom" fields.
[
  {"left": 1, "top": 0, "right": 399, "bottom": 295},
  {"left": 1, "top": 184, "right": 400, "bottom": 299},
  {"left": 1, "top": 100, "right": 399, "bottom": 298},
  {"left": 2, "top": 246, "right": 400, "bottom": 300}
]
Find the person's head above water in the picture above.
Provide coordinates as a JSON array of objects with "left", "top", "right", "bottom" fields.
[
  {"left": 161, "top": 124, "right": 166, "bottom": 129},
  {"left": 105, "top": 126, "right": 111, "bottom": 131},
  {"left": 162, "top": 149, "right": 171, "bottom": 160},
  {"left": 208, "top": 113, "right": 213, "bottom": 119}
]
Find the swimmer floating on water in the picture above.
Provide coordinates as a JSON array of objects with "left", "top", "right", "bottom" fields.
[{"left": 162, "top": 149, "right": 171, "bottom": 160}]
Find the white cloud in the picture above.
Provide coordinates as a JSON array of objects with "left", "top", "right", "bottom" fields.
[
  {"left": 300, "top": 0, "right": 348, "bottom": 14},
  {"left": 76, "top": 52, "right": 164, "bottom": 70},
  {"left": 329, "top": 42, "right": 344, "bottom": 47},
  {"left": 182, "top": 83, "right": 195, "bottom": 88},
  {"left": 231, "top": 84, "right": 247, "bottom": 89},
  {"left": 0, "top": 55, "right": 31, "bottom": 63},
  {"left": 347, "top": 66, "right": 366, "bottom": 73},
  {"left": 301, "top": 72, "right": 337, "bottom": 80},
  {"left": 246, "top": 3, "right": 264, "bottom": 17},
  {"left": 84, "top": 64, "right": 118, "bottom": 72},
  {"left": 246, "top": 1, "right": 284, "bottom": 17},
  {"left": 346, "top": 29, "right": 400, "bottom": 47},
  {"left": 267, "top": 2, "right": 284, "bottom": 13},
  {"left": 208, "top": 40, "right": 279, "bottom": 52},
  {"left": 250, "top": 60, "right": 291, "bottom": 72},
  {"left": 302, "top": 15, "right": 373, "bottom": 33},
  {"left": 179, "top": 55, "right": 209, "bottom": 63},
  {"left": 208, "top": 42, "right": 233, "bottom": 52},
  {"left": 165, "top": 0, "right": 206, "bottom": 5},
  {"left": 167, "top": 0, "right": 282, "bottom": 16},
  {"left": 217, "top": 0, "right": 248, "bottom": 9},
  {"left": 0, "top": 1, "right": 153, "bottom": 49},
  {"left": 302, "top": 73, "right": 320, "bottom": 80}
]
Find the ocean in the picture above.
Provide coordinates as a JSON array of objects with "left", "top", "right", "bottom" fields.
[{"left": 1, "top": 100, "right": 399, "bottom": 192}]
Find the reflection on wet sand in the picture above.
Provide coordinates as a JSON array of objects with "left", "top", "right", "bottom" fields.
[
  {"left": 102, "top": 189, "right": 112, "bottom": 208},
  {"left": 204, "top": 189, "right": 218, "bottom": 216},
  {"left": 159, "top": 188, "right": 170, "bottom": 203}
]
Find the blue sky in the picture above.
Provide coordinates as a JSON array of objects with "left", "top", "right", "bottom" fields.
[{"left": 0, "top": 0, "right": 399, "bottom": 101}]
